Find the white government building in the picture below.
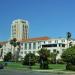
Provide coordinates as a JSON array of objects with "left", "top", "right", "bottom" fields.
[{"left": 0, "top": 19, "right": 75, "bottom": 61}]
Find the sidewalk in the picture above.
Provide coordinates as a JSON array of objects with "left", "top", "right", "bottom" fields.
[
  {"left": 5, "top": 67, "right": 75, "bottom": 74},
  {"left": 32, "top": 69, "right": 75, "bottom": 74}
]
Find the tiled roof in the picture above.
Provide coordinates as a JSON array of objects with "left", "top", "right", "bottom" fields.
[
  {"left": 0, "top": 41, "right": 7, "bottom": 45},
  {"left": 20, "top": 36, "right": 49, "bottom": 42}
]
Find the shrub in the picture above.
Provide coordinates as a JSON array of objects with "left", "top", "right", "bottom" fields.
[
  {"left": 66, "top": 63, "right": 75, "bottom": 71},
  {"left": 22, "top": 53, "right": 36, "bottom": 66},
  {"left": 4, "top": 52, "right": 12, "bottom": 62}
]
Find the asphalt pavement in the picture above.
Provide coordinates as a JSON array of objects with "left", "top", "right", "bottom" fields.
[
  {"left": 0, "top": 69, "right": 75, "bottom": 75},
  {"left": 0, "top": 69, "right": 74, "bottom": 75}
]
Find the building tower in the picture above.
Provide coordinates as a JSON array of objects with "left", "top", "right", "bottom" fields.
[{"left": 11, "top": 19, "right": 29, "bottom": 41}]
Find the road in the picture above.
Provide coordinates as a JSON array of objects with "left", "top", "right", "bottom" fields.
[{"left": 0, "top": 69, "right": 74, "bottom": 75}]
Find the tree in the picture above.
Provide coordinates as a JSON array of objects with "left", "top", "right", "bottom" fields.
[
  {"left": 10, "top": 40, "right": 14, "bottom": 49},
  {"left": 66, "top": 32, "right": 72, "bottom": 48},
  {"left": 50, "top": 50, "right": 59, "bottom": 64},
  {"left": 66, "top": 32, "right": 71, "bottom": 40},
  {"left": 10, "top": 38, "right": 20, "bottom": 62},
  {"left": 38, "top": 48, "right": 50, "bottom": 69},
  {"left": 4, "top": 52, "right": 12, "bottom": 62},
  {"left": 16, "top": 42, "right": 21, "bottom": 61},
  {"left": 0, "top": 44, "right": 3, "bottom": 57},
  {"left": 61, "top": 46, "right": 75, "bottom": 70},
  {"left": 61, "top": 46, "right": 75, "bottom": 64},
  {"left": 22, "top": 53, "right": 36, "bottom": 66}
]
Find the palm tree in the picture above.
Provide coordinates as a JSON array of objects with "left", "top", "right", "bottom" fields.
[
  {"left": 16, "top": 42, "right": 20, "bottom": 61},
  {"left": 10, "top": 38, "right": 21, "bottom": 62},
  {"left": 10, "top": 40, "right": 14, "bottom": 53},
  {"left": 10, "top": 38, "right": 17, "bottom": 61},
  {"left": 67, "top": 32, "right": 71, "bottom": 40},
  {"left": 66, "top": 32, "right": 72, "bottom": 48},
  {"left": 38, "top": 48, "right": 50, "bottom": 69}
]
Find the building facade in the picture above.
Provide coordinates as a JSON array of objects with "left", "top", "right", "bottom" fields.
[
  {"left": 11, "top": 19, "right": 29, "bottom": 41},
  {"left": 1, "top": 37, "right": 75, "bottom": 61}
]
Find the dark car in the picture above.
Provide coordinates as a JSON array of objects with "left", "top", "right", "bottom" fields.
[{"left": 0, "top": 64, "right": 4, "bottom": 69}]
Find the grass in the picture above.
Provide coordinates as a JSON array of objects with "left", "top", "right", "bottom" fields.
[
  {"left": 5, "top": 62, "right": 25, "bottom": 69},
  {"left": 2, "top": 62, "right": 66, "bottom": 70},
  {"left": 49, "top": 64, "right": 66, "bottom": 70}
]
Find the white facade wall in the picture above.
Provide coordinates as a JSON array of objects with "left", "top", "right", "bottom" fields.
[{"left": 1, "top": 38, "right": 75, "bottom": 60}]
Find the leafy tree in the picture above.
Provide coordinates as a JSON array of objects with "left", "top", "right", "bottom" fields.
[
  {"left": 61, "top": 46, "right": 75, "bottom": 70},
  {"left": 38, "top": 48, "right": 50, "bottom": 69},
  {"left": 4, "top": 52, "right": 12, "bottom": 62},
  {"left": 22, "top": 53, "right": 36, "bottom": 66},
  {"left": 50, "top": 50, "right": 59, "bottom": 64},
  {"left": 61, "top": 46, "right": 75, "bottom": 65},
  {"left": 0, "top": 44, "right": 3, "bottom": 57}
]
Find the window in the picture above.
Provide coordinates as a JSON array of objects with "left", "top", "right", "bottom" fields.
[
  {"left": 24, "top": 51, "right": 27, "bottom": 54},
  {"left": 55, "top": 40, "right": 58, "bottom": 43},
  {"left": 25, "top": 43, "right": 27, "bottom": 50},
  {"left": 38, "top": 41, "right": 40, "bottom": 44},
  {"left": 38, "top": 45, "right": 41, "bottom": 49},
  {"left": 42, "top": 44, "right": 57, "bottom": 47},
  {"left": 62, "top": 44, "right": 65, "bottom": 47},
  {"left": 25, "top": 26, "right": 27, "bottom": 29},
  {"left": 44, "top": 41, "right": 45, "bottom": 44},
  {"left": 59, "top": 43, "right": 62, "bottom": 47},
  {"left": 33, "top": 42, "right": 36, "bottom": 49},
  {"left": 61, "top": 40, "right": 65, "bottom": 42},
  {"left": 38, "top": 46, "right": 40, "bottom": 49},
  {"left": 23, "top": 25, "right": 25, "bottom": 31},
  {"left": 29, "top": 43, "right": 31, "bottom": 49},
  {"left": 59, "top": 44, "right": 61, "bottom": 47}
]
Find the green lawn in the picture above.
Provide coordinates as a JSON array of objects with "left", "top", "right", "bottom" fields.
[
  {"left": 3, "top": 62, "right": 65, "bottom": 70},
  {"left": 49, "top": 64, "right": 66, "bottom": 70}
]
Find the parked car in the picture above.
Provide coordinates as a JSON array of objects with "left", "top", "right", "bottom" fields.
[{"left": 0, "top": 64, "right": 4, "bottom": 69}]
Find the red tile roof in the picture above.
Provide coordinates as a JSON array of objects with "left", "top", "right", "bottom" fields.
[
  {"left": 0, "top": 41, "right": 7, "bottom": 45},
  {"left": 20, "top": 36, "right": 49, "bottom": 42}
]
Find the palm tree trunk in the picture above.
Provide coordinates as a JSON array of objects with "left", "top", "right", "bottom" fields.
[{"left": 16, "top": 46, "right": 20, "bottom": 62}]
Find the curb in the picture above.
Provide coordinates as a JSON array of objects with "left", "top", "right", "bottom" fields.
[{"left": 32, "top": 69, "right": 75, "bottom": 74}]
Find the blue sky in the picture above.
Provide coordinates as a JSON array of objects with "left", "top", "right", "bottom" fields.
[{"left": 0, "top": 0, "right": 75, "bottom": 41}]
